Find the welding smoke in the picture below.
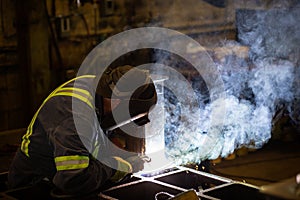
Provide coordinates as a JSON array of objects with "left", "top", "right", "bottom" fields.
[
  {"left": 155, "top": 5, "right": 299, "bottom": 165},
  {"left": 162, "top": 46, "right": 295, "bottom": 164},
  {"left": 74, "top": 0, "right": 299, "bottom": 171}
]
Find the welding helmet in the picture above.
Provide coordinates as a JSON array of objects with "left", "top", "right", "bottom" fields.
[{"left": 96, "top": 65, "right": 157, "bottom": 131}]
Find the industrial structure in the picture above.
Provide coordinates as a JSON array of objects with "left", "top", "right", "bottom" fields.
[{"left": 0, "top": 0, "right": 299, "bottom": 199}]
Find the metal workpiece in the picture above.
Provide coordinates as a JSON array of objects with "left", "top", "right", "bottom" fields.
[
  {"left": 99, "top": 166, "right": 292, "bottom": 200},
  {"left": 1, "top": 166, "right": 297, "bottom": 199},
  {"left": 99, "top": 166, "right": 230, "bottom": 200}
]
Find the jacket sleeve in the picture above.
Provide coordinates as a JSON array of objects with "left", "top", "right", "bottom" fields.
[{"left": 40, "top": 96, "right": 117, "bottom": 195}]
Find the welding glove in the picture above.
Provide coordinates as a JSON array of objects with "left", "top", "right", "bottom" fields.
[
  {"left": 110, "top": 156, "right": 133, "bottom": 183},
  {"left": 125, "top": 155, "right": 145, "bottom": 173},
  {"left": 110, "top": 155, "right": 145, "bottom": 183}
]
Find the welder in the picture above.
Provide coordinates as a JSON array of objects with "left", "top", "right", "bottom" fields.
[{"left": 7, "top": 65, "right": 157, "bottom": 198}]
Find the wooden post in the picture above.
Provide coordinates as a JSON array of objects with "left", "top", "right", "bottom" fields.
[{"left": 16, "top": 0, "right": 51, "bottom": 122}]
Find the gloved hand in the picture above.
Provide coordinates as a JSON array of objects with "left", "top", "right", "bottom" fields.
[
  {"left": 110, "top": 156, "right": 132, "bottom": 183},
  {"left": 110, "top": 155, "right": 145, "bottom": 183},
  {"left": 125, "top": 155, "right": 145, "bottom": 173}
]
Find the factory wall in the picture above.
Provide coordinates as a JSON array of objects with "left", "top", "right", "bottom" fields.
[
  {"left": 0, "top": 0, "right": 235, "bottom": 131},
  {"left": 0, "top": 0, "right": 299, "bottom": 135},
  {"left": 0, "top": 0, "right": 21, "bottom": 131}
]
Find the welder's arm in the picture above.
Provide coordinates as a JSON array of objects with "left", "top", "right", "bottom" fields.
[
  {"left": 51, "top": 131, "right": 142, "bottom": 194},
  {"left": 109, "top": 155, "right": 145, "bottom": 183},
  {"left": 38, "top": 97, "right": 118, "bottom": 196},
  {"left": 45, "top": 100, "right": 142, "bottom": 194},
  {"left": 50, "top": 116, "right": 116, "bottom": 195}
]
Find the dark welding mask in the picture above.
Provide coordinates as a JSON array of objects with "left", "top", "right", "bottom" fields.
[{"left": 96, "top": 66, "right": 157, "bottom": 132}]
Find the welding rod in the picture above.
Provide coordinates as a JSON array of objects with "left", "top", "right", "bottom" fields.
[{"left": 105, "top": 112, "right": 148, "bottom": 131}]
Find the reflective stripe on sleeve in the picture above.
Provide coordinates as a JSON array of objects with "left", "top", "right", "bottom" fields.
[{"left": 55, "top": 155, "right": 89, "bottom": 171}]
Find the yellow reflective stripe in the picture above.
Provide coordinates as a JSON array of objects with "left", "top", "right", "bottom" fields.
[
  {"left": 21, "top": 102, "right": 47, "bottom": 157},
  {"left": 52, "top": 92, "right": 94, "bottom": 109},
  {"left": 21, "top": 75, "right": 96, "bottom": 157},
  {"left": 58, "top": 87, "right": 93, "bottom": 99},
  {"left": 55, "top": 155, "right": 89, "bottom": 162},
  {"left": 54, "top": 87, "right": 94, "bottom": 108},
  {"left": 55, "top": 155, "right": 89, "bottom": 171},
  {"left": 92, "top": 140, "right": 100, "bottom": 158},
  {"left": 56, "top": 163, "right": 89, "bottom": 171}
]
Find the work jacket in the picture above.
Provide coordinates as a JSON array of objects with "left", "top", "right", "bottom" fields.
[{"left": 8, "top": 75, "right": 119, "bottom": 196}]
